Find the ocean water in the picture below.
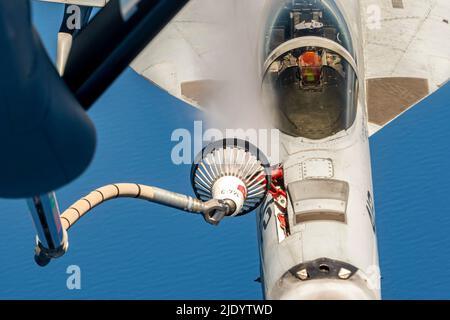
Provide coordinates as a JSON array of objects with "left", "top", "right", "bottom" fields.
[{"left": 0, "top": 2, "right": 448, "bottom": 299}]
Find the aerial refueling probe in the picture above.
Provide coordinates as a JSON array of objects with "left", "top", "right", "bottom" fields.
[
  {"left": 29, "top": 139, "right": 271, "bottom": 266},
  {"left": 31, "top": 183, "right": 234, "bottom": 266},
  {"left": 60, "top": 183, "right": 235, "bottom": 231}
]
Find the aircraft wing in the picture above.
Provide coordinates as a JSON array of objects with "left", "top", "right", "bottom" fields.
[
  {"left": 130, "top": 0, "right": 220, "bottom": 109},
  {"left": 130, "top": 0, "right": 266, "bottom": 110},
  {"left": 361, "top": 0, "right": 450, "bottom": 135}
]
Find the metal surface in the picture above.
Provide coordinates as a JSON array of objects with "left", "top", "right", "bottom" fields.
[
  {"left": 191, "top": 139, "right": 272, "bottom": 216},
  {"left": 367, "top": 77, "right": 430, "bottom": 127},
  {"left": 63, "top": 0, "right": 189, "bottom": 108},
  {"left": 59, "top": 183, "right": 222, "bottom": 230},
  {"left": 27, "top": 193, "right": 68, "bottom": 266},
  {"left": 57, "top": 5, "right": 92, "bottom": 75},
  {"left": 360, "top": 0, "right": 450, "bottom": 135},
  {"left": 27, "top": 193, "right": 65, "bottom": 251},
  {"left": 289, "top": 257, "right": 358, "bottom": 281},
  {"left": 31, "top": 183, "right": 233, "bottom": 265}
]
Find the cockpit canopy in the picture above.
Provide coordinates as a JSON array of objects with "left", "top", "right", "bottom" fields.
[
  {"left": 261, "top": 0, "right": 358, "bottom": 140},
  {"left": 263, "top": 0, "right": 355, "bottom": 59},
  {"left": 262, "top": 45, "right": 358, "bottom": 140}
]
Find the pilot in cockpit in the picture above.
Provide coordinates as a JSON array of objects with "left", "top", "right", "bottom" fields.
[
  {"left": 298, "top": 50, "right": 322, "bottom": 86},
  {"left": 297, "top": 48, "right": 345, "bottom": 88},
  {"left": 272, "top": 48, "right": 344, "bottom": 90}
]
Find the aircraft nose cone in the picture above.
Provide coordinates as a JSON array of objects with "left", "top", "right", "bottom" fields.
[{"left": 270, "top": 279, "right": 379, "bottom": 300}]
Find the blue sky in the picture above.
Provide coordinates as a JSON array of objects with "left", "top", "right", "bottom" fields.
[{"left": 0, "top": 1, "right": 449, "bottom": 299}]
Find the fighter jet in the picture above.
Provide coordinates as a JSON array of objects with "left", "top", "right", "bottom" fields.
[{"left": 1, "top": 0, "right": 449, "bottom": 299}]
